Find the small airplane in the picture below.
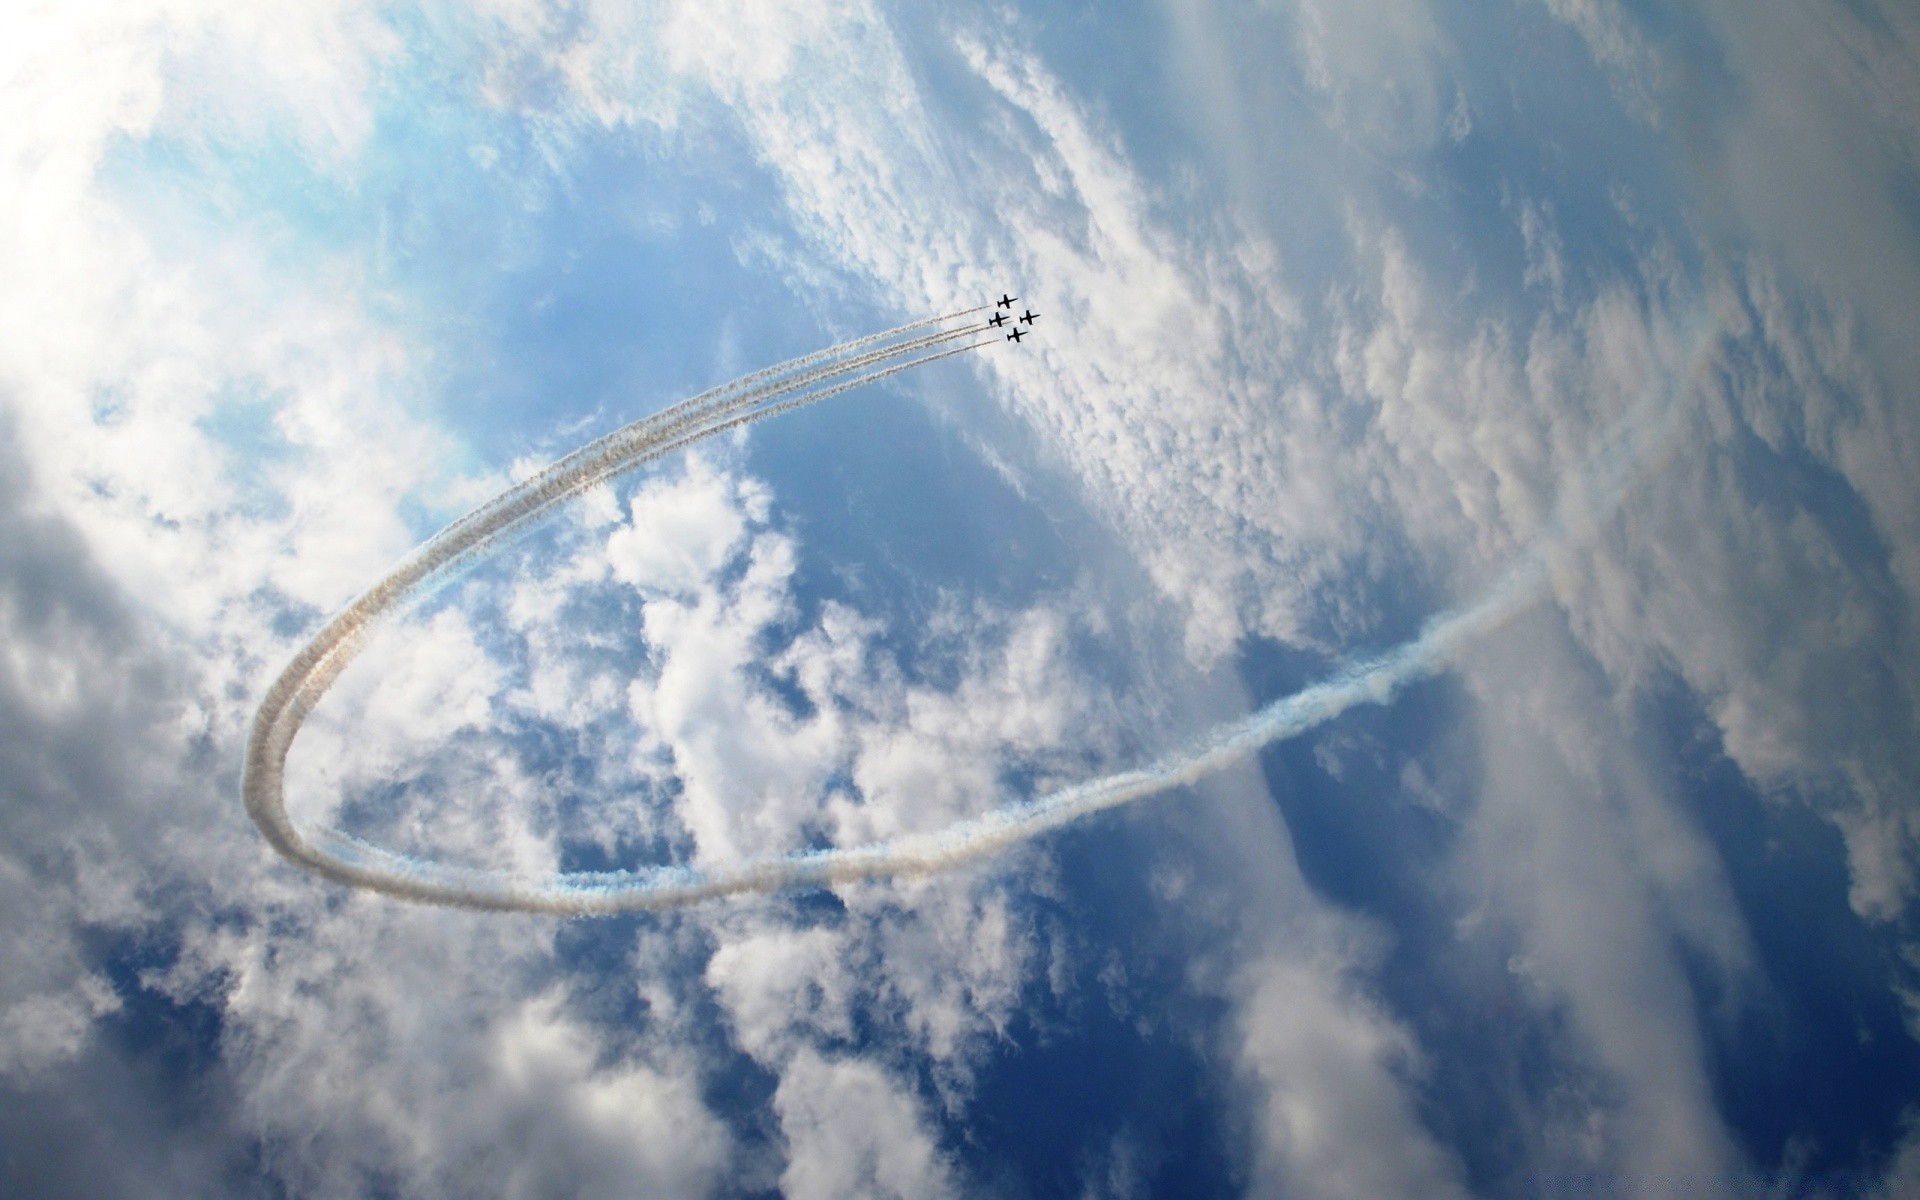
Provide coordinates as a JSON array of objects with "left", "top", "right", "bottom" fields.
[
  {"left": 988, "top": 312, "right": 1008, "bottom": 328},
  {"left": 1019, "top": 309, "right": 1039, "bottom": 326},
  {"left": 1006, "top": 327, "right": 1027, "bottom": 343},
  {"left": 998, "top": 293, "right": 1018, "bottom": 310}
]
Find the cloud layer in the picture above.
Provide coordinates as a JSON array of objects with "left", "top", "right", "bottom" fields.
[{"left": 3, "top": 1, "right": 1919, "bottom": 1196}]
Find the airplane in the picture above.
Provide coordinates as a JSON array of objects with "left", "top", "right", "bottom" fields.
[
  {"left": 998, "top": 293, "right": 1018, "bottom": 309},
  {"left": 988, "top": 312, "right": 1008, "bottom": 328},
  {"left": 1006, "top": 327, "right": 1026, "bottom": 343},
  {"left": 1019, "top": 309, "right": 1039, "bottom": 326}
]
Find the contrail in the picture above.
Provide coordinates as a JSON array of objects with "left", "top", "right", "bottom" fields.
[
  {"left": 244, "top": 309, "right": 1008, "bottom": 901},
  {"left": 245, "top": 309, "right": 1707, "bottom": 915}
]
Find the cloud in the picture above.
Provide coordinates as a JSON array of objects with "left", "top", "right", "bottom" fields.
[
  {"left": 1232, "top": 957, "right": 1472, "bottom": 1200},
  {"left": 706, "top": 922, "right": 861, "bottom": 1061},
  {"left": 629, "top": 525, "right": 846, "bottom": 865},
  {"left": 1288, "top": 0, "right": 1453, "bottom": 153},
  {"left": 1532, "top": 0, "right": 1672, "bottom": 124},
  {"left": 0, "top": 410, "right": 203, "bottom": 1084},
  {"left": 621, "top": 0, "right": 1920, "bottom": 1183},
  {"left": 557, "top": 4, "right": 1791, "bottom": 1189},
  {"left": 1457, "top": 610, "right": 1754, "bottom": 1192},
  {"left": 6, "top": 0, "right": 1920, "bottom": 1195},
  {"left": 0, "top": 8, "right": 735, "bottom": 1194},
  {"left": 774, "top": 1048, "right": 960, "bottom": 1200},
  {"left": 481, "top": 990, "right": 732, "bottom": 1199},
  {"left": 510, "top": 442, "right": 1088, "bottom": 1163},
  {"left": 173, "top": 900, "right": 731, "bottom": 1199},
  {"left": 606, "top": 452, "right": 765, "bottom": 595}
]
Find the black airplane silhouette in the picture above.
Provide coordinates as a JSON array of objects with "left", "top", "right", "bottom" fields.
[
  {"left": 1006, "top": 327, "right": 1026, "bottom": 343},
  {"left": 998, "top": 293, "right": 1018, "bottom": 309},
  {"left": 988, "top": 312, "right": 1008, "bottom": 327},
  {"left": 1019, "top": 309, "right": 1039, "bottom": 326}
]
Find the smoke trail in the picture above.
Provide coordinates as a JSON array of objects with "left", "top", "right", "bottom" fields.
[
  {"left": 290, "top": 552, "right": 1554, "bottom": 915},
  {"left": 260, "top": 318, "right": 995, "bottom": 730},
  {"left": 644, "top": 304, "right": 994, "bottom": 433},
  {"left": 245, "top": 312, "right": 1003, "bottom": 893},
  {"left": 402, "top": 315, "right": 997, "bottom": 613},
  {"left": 245, "top": 311, "right": 1708, "bottom": 915}
]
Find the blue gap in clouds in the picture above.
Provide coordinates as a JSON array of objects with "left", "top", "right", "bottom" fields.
[
  {"left": 0, "top": 925, "right": 280, "bottom": 1199},
  {"left": 747, "top": 364, "right": 1083, "bottom": 688},
  {"left": 192, "top": 381, "right": 300, "bottom": 523},
  {"left": 954, "top": 816, "right": 1239, "bottom": 1200},
  {"left": 1647, "top": 678, "right": 1920, "bottom": 1193},
  {"left": 552, "top": 910, "right": 785, "bottom": 1200},
  {"left": 1236, "top": 634, "right": 1462, "bottom": 922},
  {"left": 92, "top": 928, "right": 226, "bottom": 1092},
  {"left": 426, "top": 104, "right": 803, "bottom": 483},
  {"left": 1415, "top": 0, "right": 1710, "bottom": 327},
  {"left": 1238, "top": 635, "right": 1562, "bottom": 1196}
]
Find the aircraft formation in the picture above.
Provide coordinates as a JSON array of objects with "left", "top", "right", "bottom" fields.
[{"left": 990, "top": 293, "right": 1039, "bottom": 343}]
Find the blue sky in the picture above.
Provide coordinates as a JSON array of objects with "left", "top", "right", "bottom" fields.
[{"left": 3, "top": 1, "right": 1920, "bottom": 1197}]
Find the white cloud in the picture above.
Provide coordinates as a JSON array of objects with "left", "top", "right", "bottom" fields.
[
  {"left": 0, "top": 8, "right": 737, "bottom": 1194},
  {"left": 1233, "top": 957, "right": 1471, "bottom": 1200},
  {"left": 706, "top": 923, "right": 861, "bottom": 1061},
  {"left": 1287, "top": 0, "right": 1452, "bottom": 153},
  {"left": 576, "top": 440, "right": 1106, "bottom": 875},
  {"left": 290, "top": 608, "right": 502, "bottom": 811},
  {"left": 1457, "top": 612, "right": 1755, "bottom": 1192},
  {"left": 606, "top": 452, "right": 765, "bottom": 595},
  {"left": 0, "top": 973, "right": 122, "bottom": 1080},
  {"left": 6, "top": 0, "right": 1920, "bottom": 1195},
  {"left": 552, "top": 6, "right": 1795, "bottom": 1190},
  {"left": 484, "top": 991, "right": 732, "bottom": 1199},
  {"left": 490, "top": 440, "right": 1089, "bottom": 1179},
  {"left": 177, "top": 901, "right": 731, "bottom": 1200},
  {"left": 773, "top": 1048, "right": 960, "bottom": 1200},
  {"left": 0, "top": 7, "right": 487, "bottom": 837},
  {"left": 628, "top": 528, "right": 847, "bottom": 864}
]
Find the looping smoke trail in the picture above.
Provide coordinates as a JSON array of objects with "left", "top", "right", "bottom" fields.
[{"left": 245, "top": 309, "right": 1709, "bottom": 915}]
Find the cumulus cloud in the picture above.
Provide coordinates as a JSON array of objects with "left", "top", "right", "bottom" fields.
[
  {"left": 605, "top": 453, "right": 766, "bottom": 596},
  {"left": 0, "top": 7, "right": 723, "bottom": 1194},
  {"left": 1232, "top": 957, "right": 1472, "bottom": 1200},
  {"left": 774, "top": 1048, "right": 960, "bottom": 1200},
  {"left": 170, "top": 900, "right": 732, "bottom": 1199},
  {"left": 0, "top": 411, "right": 212, "bottom": 1085}
]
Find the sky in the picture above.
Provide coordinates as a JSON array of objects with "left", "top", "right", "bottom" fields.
[{"left": 2, "top": 0, "right": 1919, "bottom": 1196}]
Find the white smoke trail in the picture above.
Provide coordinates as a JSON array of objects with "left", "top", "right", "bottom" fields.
[
  {"left": 245, "top": 310, "right": 1709, "bottom": 915},
  {"left": 244, "top": 312, "right": 1004, "bottom": 896},
  {"left": 399, "top": 315, "right": 998, "bottom": 612},
  {"left": 642, "top": 304, "right": 994, "bottom": 436}
]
